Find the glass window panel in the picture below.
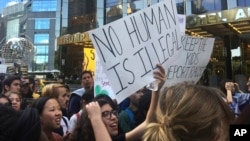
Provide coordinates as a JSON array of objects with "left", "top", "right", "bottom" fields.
[
  {"left": 191, "top": 0, "right": 224, "bottom": 14},
  {"left": 35, "top": 55, "right": 48, "bottom": 64},
  {"left": 6, "top": 19, "right": 19, "bottom": 40},
  {"left": 97, "top": 8, "right": 104, "bottom": 18},
  {"left": 34, "top": 34, "right": 49, "bottom": 44},
  {"left": 106, "top": 5, "right": 123, "bottom": 23},
  {"left": 176, "top": 0, "right": 185, "bottom": 14},
  {"left": 106, "top": 0, "right": 122, "bottom": 7},
  {"left": 35, "top": 19, "right": 50, "bottom": 29},
  {"left": 97, "top": 0, "right": 104, "bottom": 8},
  {"left": 128, "top": 0, "right": 143, "bottom": 13},
  {"left": 97, "top": 18, "right": 104, "bottom": 27},
  {"left": 32, "top": 0, "right": 57, "bottom": 12},
  {"left": 237, "top": 0, "right": 250, "bottom": 6},
  {"left": 35, "top": 45, "right": 49, "bottom": 54}
]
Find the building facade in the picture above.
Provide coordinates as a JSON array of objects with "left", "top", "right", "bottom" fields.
[
  {"left": 0, "top": 0, "right": 66, "bottom": 72},
  {"left": 2, "top": 0, "right": 250, "bottom": 87},
  {"left": 183, "top": 0, "right": 250, "bottom": 88},
  {"left": 58, "top": 0, "right": 250, "bottom": 89}
]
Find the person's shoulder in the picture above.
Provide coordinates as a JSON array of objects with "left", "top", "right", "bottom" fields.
[
  {"left": 71, "top": 88, "right": 85, "bottom": 97},
  {"left": 118, "top": 110, "right": 130, "bottom": 118},
  {"left": 69, "top": 114, "right": 77, "bottom": 122},
  {"left": 119, "top": 110, "right": 127, "bottom": 115},
  {"left": 62, "top": 116, "right": 69, "bottom": 122},
  {"left": 112, "top": 133, "right": 126, "bottom": 141},
  {"left": 52, "top": 132, "right": 63, "bottom": 141}
]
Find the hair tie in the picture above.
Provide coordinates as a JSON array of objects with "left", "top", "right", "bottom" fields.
[{"left": 161, "top": 116, "right": 172, "bottom": 128}]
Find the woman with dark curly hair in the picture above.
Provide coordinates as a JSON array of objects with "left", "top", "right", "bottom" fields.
[
  {"left": 70, "top": 64, "right": 166, "bottom": 141},
  {"left": 70, "top": 94, "right": 117, "bottom": 141}
]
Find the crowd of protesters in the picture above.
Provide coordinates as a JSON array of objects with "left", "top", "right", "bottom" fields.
[{"left": 0, "top": 65, "right": 250, "bottom": 141}]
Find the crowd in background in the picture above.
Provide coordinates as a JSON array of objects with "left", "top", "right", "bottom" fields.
[{"left": 0, "top": 64, "right": 250, "bottom": 141}]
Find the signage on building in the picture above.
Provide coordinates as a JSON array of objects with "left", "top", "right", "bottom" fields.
[
  {"left": 187, "top": 7, "right": 250, "bottom": 28},
  {"left": 83, "top": 48, "right": 95, "bottom": 73},
  {"left": 57, "top": 32, "right": 90, "bottom": 45}
]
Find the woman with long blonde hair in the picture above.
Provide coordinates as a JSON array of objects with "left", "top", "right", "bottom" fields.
[{"left": 143, "top": 82, "right": 234, "bottom": 141}]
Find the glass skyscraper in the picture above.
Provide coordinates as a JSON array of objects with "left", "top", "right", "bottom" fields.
[{"left": 1, "top": 0, "right": 65, "bottom": 71}]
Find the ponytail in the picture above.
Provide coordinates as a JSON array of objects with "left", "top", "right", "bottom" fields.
[{"left": 143, "top": 122, "right": 174, "bottom": 141}]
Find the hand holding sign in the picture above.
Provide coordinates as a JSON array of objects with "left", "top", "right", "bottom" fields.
[
  {"left": 90, "top": 0, "right": 215, "bottom": 103},
  {"left": 146, "top": 64, "right": 166, "bottom": 91},
  {"left": 146, "top": 80, "right": 160, "bottom": 91},
  {"left": 89, "top": 0, "right": 182, "bottom": 103},
  {"left": 154, "top": 64, "right": 166, "bottom": 91}
]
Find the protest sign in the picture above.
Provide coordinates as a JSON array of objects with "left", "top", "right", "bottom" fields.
[
  {"left": 89, "top": 0, "right": 182, "bottom": 103},
  {"left": 164, "top": 35, "right": 215, "bottom": 87},
  {"left": 83, "top": 48, "right": 116, "bottom": 98},
  {"left": 95, "top": 54, "right": 116, "bottom": 99}
]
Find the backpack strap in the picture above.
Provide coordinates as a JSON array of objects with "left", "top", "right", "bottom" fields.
[
  {"left": 76, "top": 112, "right": 81, "bottom": 120},
  {"left": 124, "top": 108, "right": 135, "bottom": 124},
  {"left": 62, "top": 116, "right": 68, "bottom": 128}
]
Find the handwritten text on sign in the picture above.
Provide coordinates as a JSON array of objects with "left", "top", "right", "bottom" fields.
[
  {"left": 165, "top": 36, "right": 214, "bottom": 87},
  {"left": 89, "top": 0, "right": 182, "bottom": 103}
]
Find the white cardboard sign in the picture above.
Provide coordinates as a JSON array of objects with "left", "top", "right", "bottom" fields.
[{"left": 89, "top": 0, "right": 214, "bottom": 103}]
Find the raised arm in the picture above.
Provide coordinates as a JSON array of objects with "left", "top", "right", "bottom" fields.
[
  {"left": 125, "top": 64, "right": 166, "bottom": 141},
  {"left": 225, "top": 82, "right": 233, "bottom": 104},
  {"left": 86, "top": 102, "right": 112, "bottom": 141}
]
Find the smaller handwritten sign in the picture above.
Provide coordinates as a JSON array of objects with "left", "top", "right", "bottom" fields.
[{"left": 94, "top": 55, "right": 116, "bottom": 99}]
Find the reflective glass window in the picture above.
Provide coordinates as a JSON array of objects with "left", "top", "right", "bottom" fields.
[
  {"left": 237, "top": 0, "right": 250, "bottom": 6},
  {"left": 34, "top": 34, "right": 49, "bottom": 44},
  {"left": 34, "top": 45, "right": 49, "bottom": 55},
  {"left": 127, "top": 0, "right": 143, "bottom": 14},
  {"left": 35, "top": 19, "right": 50, "bottom": 29},
  {"left": 106, "top": 0, "right": 122, "bottom": 7},
  {"left": 97, "top": 0, "right": 104, "bottom": 8},
  {"left": 97, "top": 8, "right": 104, "bottom": 17},
  {"left": 176, "top": 0, "right": 185, "bottom": 14},
  {"left": 6, "top": 19, "right": 19, "bottom": 40},
  {"left": 97, "top": 18, "right": 104, "bottom": 27},
  {"left": 32, "top": 0, "right": 57, "bottom": 12},
  {"left": 35, "top": 55, "right": 48, "bottom": 64},
  {"left": 191, "top": 0, "right": 224, "bottom": 14},
  {"left": 106, "top": 0, "right": 123, "bottom": 23}
]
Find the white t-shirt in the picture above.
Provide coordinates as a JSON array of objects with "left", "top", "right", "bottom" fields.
[
  {"left": 69, "top": 110, "right": 83, "bottom": 132},
  {"left": 61, "top": 116, "right": 71, "bottom": 135}
]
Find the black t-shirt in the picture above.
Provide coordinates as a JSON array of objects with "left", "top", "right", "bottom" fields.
[{"left": 112, "top": 134, "right": 126, "bottom": 141}]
